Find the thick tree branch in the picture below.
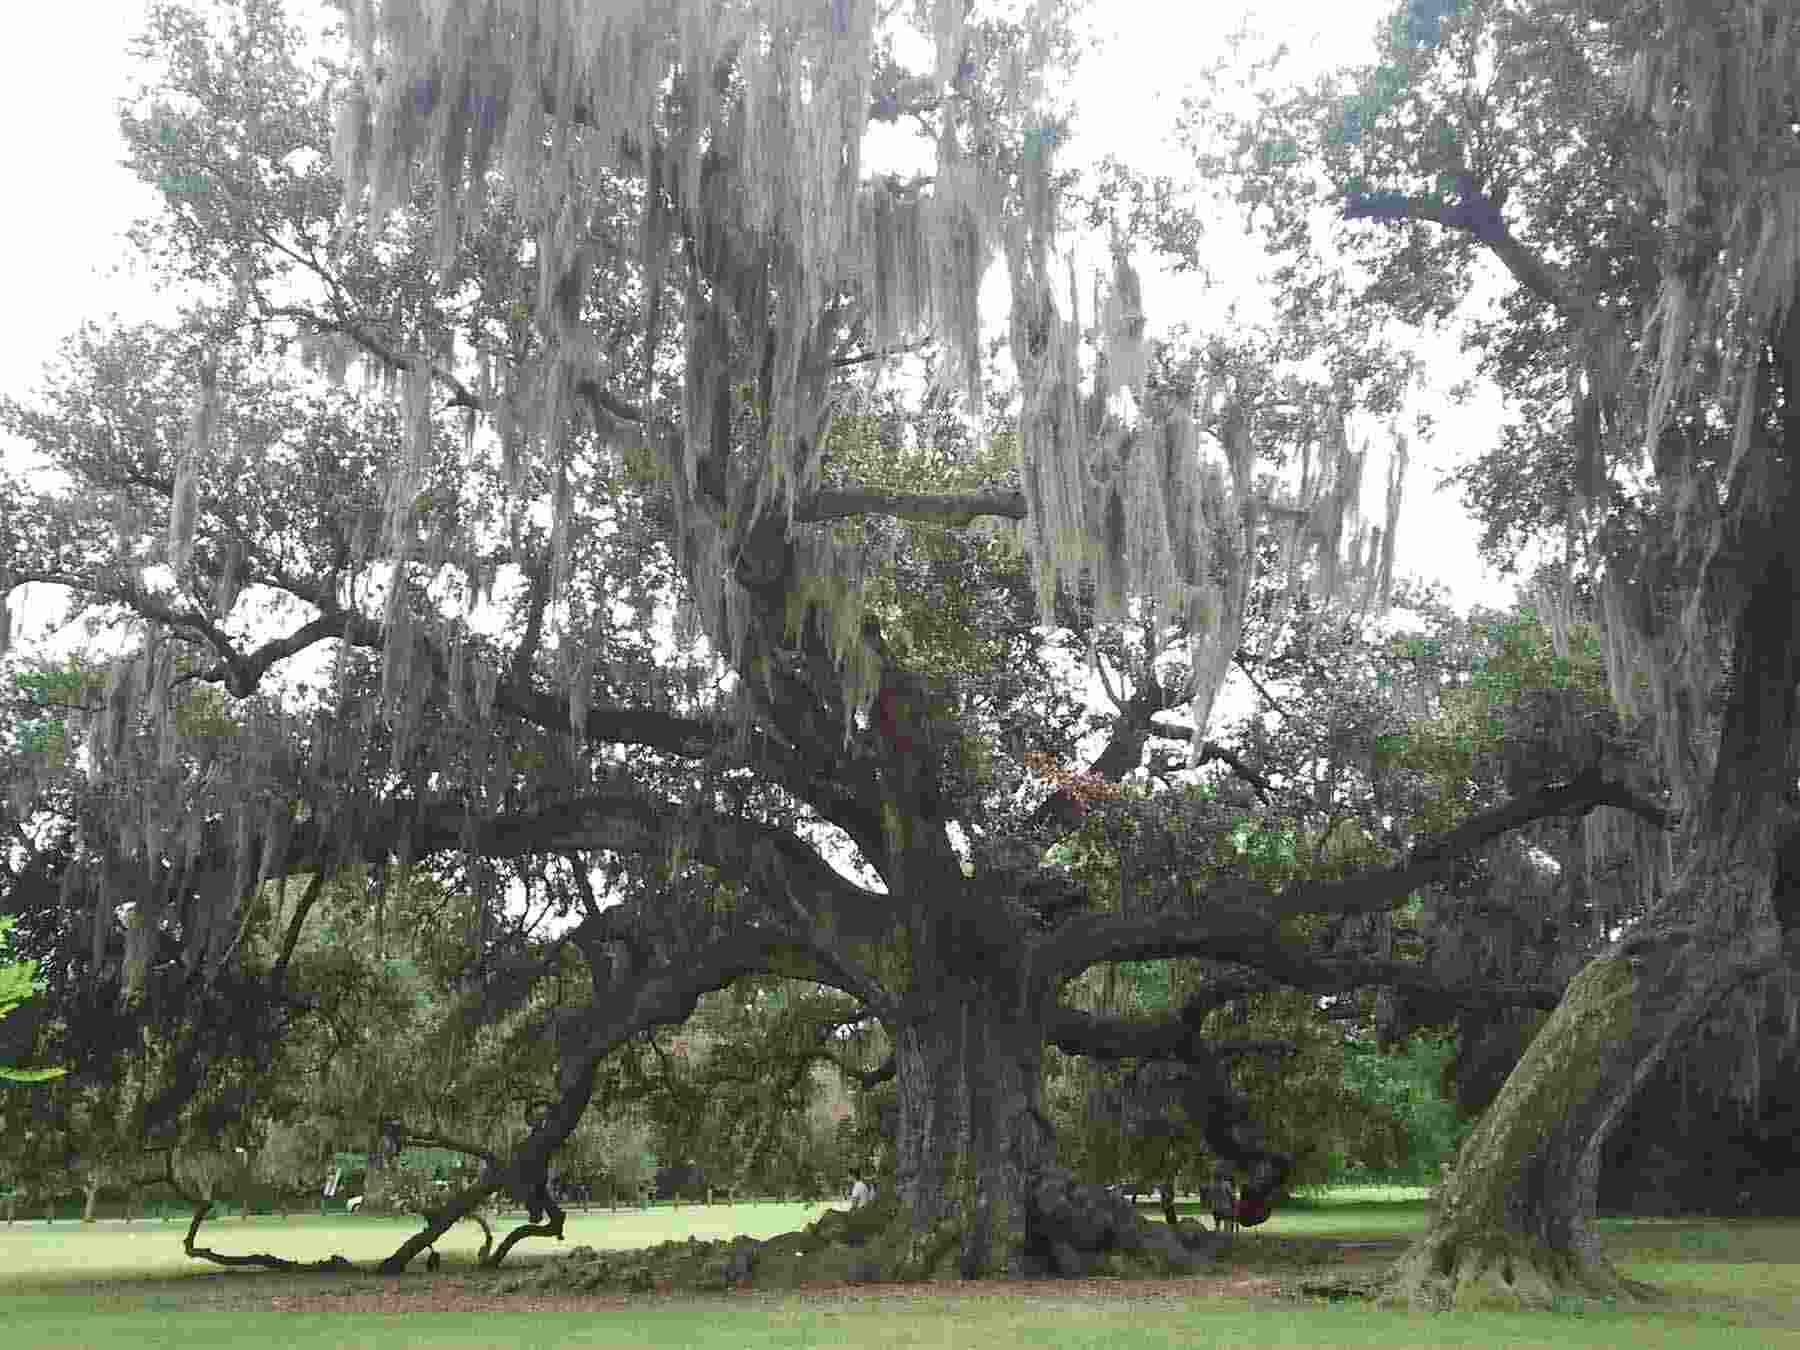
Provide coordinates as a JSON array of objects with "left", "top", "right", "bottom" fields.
[
  {"left": 1044, "top": 1007, "right": 1282, "bottom": 1063},
  {"left": 826, "top": 340, "right": 933, "bottom": 369},
  {"left": 567, "top": 906, "right": 653, "bottom": 986},
  {"left": 268, "top": 868, "right": 325, "bottom": 992},
  {"left": 12, "top": 570, "right": 244, "bottom": 678},
  {"left": 722, "top": 515, "right": 896, "bottom": 866},
  {"left": 264, "top": 304, "right": 488, "bottom": 415},
  {"left": 1260, "top": 948, "right": 1564, "bottom": 1014},
  {"left": 565, "top": 859, "right": 607, "bottom": 925},
  {"left": 383, "top": 917, "right": 865, "bottom": 1273},
  {"left": 825, "top": 1048, "right": 895, "bottom": 1090},
  {"left": 508, "top": 553, "right": 553, "bottom": 696},
  {"left": 1172, "top": 969, "right": 1285, "bottom": 1021},
  {"left": 1044, "top": 1007, "right": 1285, "bottom": 1071},
  {"left": 1044, "top": 907, "right": 1565, "bottom": 1016},
  {"left": 1146, "top": 724, "right": 1276, "bottom": 802},
  {"left": 1342, "top": 179, "right": 1576, "bottom": 321},
  {"left": 390, "top": 789, "right": 888, "bottom": 935},
  {"left": 148, "top": 1150, "right": 357, "bottom": 1273},
  {"left": 797, "top": 488, "right": 1027, "bottom": 525},
  {"left": 1272, "top": 766, "right": 1670, "bottom": 921},
  {"left": 41, "top": 555, "right": 725, "bottom": 759},
  {"left": 759, "top": 841, "right": 900, "bottom": 1022},
  {"left": 1231, "top": 651, "right": 1296, "bottom": 724},
  {"left": 1034, "top": 768, "right": 1669, "bottom": 986},
  {"left": 389, "top": 1126, "right": 497, "bottom": 1169}
]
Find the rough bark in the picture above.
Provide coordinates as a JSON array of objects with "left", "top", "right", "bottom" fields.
[
  {"left": 173, "top": 1193, "right": 357, "bottom": 1273},
  {"left": 869, "top": 947, "right": 1224, "bottom": 1280},
  {"left": 891, "top": 991, "right": 1051, "bottom": 1278},
  {"left": 1382, "top": 851, "right": 1785, "bottom": 1310},
  {"left": 1157, "top": 1182, "right": 1179, "bottom": 1229}
]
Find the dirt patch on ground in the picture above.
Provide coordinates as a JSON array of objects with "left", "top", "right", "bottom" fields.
[
  {"left": 262, "top": 1271, "right": 1288, "bottom": 1315},
  {"left": 139, "top": 1235, "right": 1403, "bottom": 1314},
  {"left": 1330, "top": 1241, "right": 1411, "bottom": 1265}
]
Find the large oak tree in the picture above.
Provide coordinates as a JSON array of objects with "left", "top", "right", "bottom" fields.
[{"left": 0, "top": 0, "right": 1663, "bottom": 1280}]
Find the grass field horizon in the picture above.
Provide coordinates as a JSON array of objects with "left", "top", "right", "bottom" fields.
[
  {"left": 8, "top": 1188, "right": 1800, "bottom": 1347},
  {"left": 0, "top": 1188, "right": 1433, "bottom": 1283}
]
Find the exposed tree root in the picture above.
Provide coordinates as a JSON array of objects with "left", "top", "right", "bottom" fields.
[
  {"left": 1376, "top": 1229, "right": 1666, "bottom": 1312},
  {"left": 467, "top": 1209, "right": 495, "bottom": 1264},
  {"left": 376, "top": 1179, "right": 519, "bottom": 1273},
  {"left": 178, "top": 1202, "right": 357, "bottom": 1273},
  {"left": 483, "top": 1203, "right": 567, "bottom": 1268},
  {"left": 480, "top": 1179, "right": 1226, "bottom": 1300}
]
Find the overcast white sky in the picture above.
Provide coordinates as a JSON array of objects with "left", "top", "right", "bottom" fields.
[{"left": 0, "top": 0, "right": 1525, "bottom": 635}]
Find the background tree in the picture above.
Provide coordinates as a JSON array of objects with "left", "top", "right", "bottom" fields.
[
  {"left": 1198, "top": 0, "right": 1800, "bottom": 1307},
  {"left": 556, "top": 1102, "right": 656, "bottom": 1210},
  {"left": 253, "top": 1118, "right": 330, "bottom": 1218}
]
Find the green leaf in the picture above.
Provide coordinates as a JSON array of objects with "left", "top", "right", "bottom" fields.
[
  {"left": 0, "top": 1065, "right": 68, "bottom": 1084},
  {"left": 0, "top": 917, "right": 68, "bottom": 1085}
]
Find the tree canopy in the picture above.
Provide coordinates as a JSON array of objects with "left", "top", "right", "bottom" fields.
[{"left": 0, "top": 0, "right": 1727, "bottom": 1292}]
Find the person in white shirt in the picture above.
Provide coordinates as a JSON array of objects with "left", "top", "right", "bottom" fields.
[{"left": 849, "top": 1174, "right": 874, "bottom": 1209}]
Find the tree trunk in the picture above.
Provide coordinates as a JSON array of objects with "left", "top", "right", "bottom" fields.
[
  {"left": 891, "top": 987, "right": 1053, "bottom": 1278},
  {"left": 365, "top": 1125, "right": 398, "bottom": 1210},
  {"left": 1384, "top": 850, "right": 1785, "bottom": 1311},
  {"left": 82, "top": 1178, "right": 100, "bottom": 1224}
]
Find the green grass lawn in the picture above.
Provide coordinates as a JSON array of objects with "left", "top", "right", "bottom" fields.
[
  {"left": 0, "top": 1200, "right": 843, "bottom": 1286},
  {"left": 1216, "top": 1186, "right": 1436, "bottom": 1239},
  {"left": 6, "top": 1192, "right": 1800, "bottom": 1348}
]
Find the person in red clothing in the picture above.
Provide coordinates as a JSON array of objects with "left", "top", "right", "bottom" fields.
[
  {"left": 1231, "top": 1155, "right": 1281, "bottom": 1227},
  {"left": 1235, "top": 1187, "right": 1273, "bottom": 1228}
]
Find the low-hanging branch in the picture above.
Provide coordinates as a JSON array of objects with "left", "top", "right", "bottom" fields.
[
  {"left": 181, "top": 1210, "right": 358, "bottom": 1273},
  {"left": 376, "top": 917, "right": 859, "bottom": 1273},
  {"left": 143, "top": 1152, "right": 359, "bottom": 1274}
]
